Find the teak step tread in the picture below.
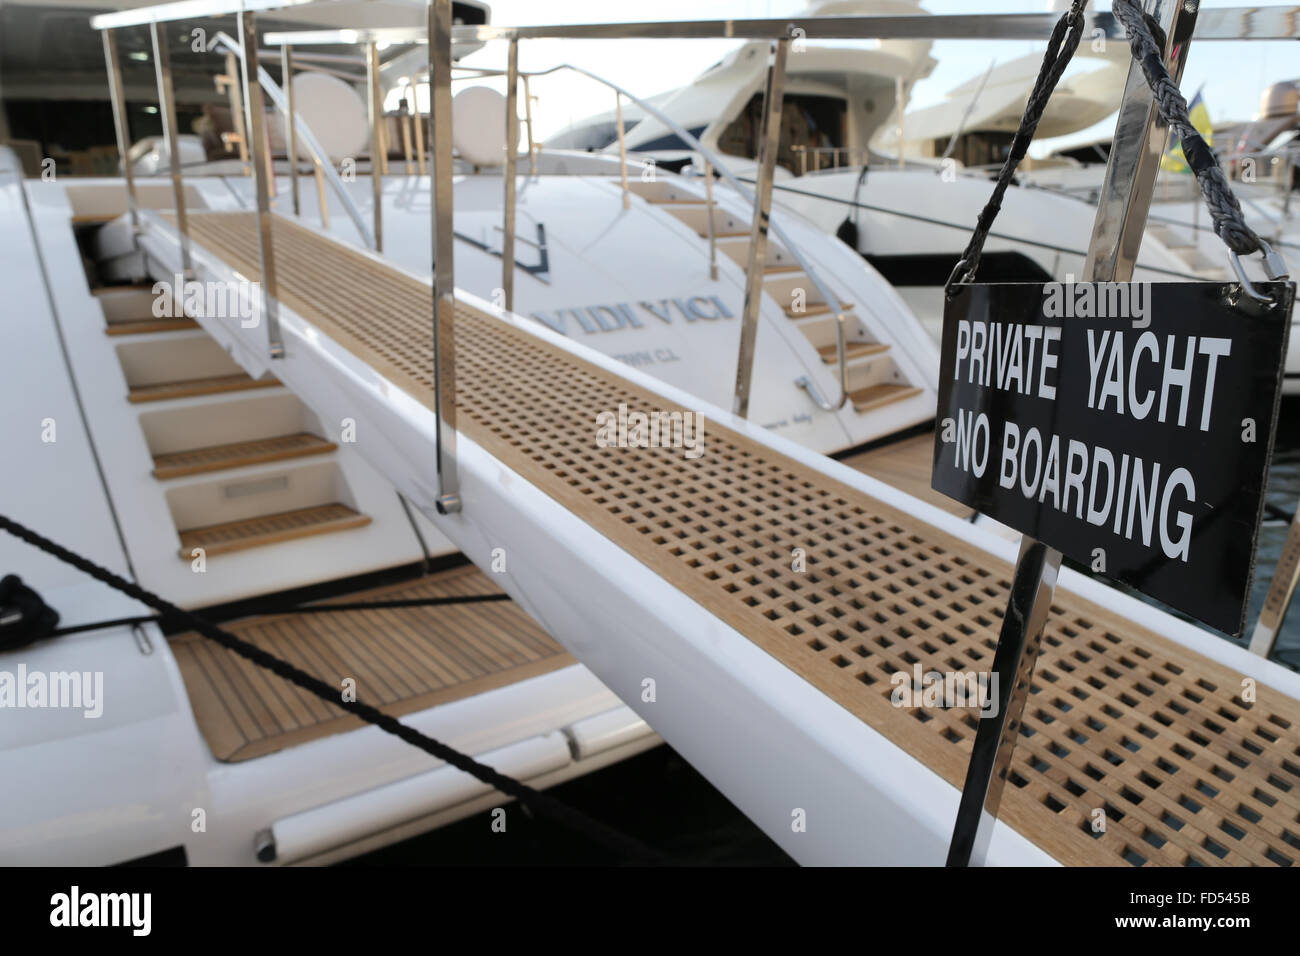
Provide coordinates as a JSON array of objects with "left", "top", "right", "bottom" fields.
[
  {"left": 177, "top": 502, "right": 369, "bottom": 559},
  {"left": 91, "top": 284, "right": 154, "bottom": 296},
  {"left": 169, "top": 565, "right": 573, "bottom": 761},
  {"left": 105, "top": 317, "right": 200, "bottom": 336},
  {"left": 850, "top": 383, "right": 924, "bottom": 413},
  {"left": 128, "top": 373, "right": 280, "bottom": 404},
  {"left": 818, "top": 342, "right": 889, "bottom": 363},
  {"left": 787, "top": 302, "right": 855, "bottom": 319},
  {"left": 764, "top": 265, "right": 804, "bottom": 275},
  {"left": 178, "top": 210, "right": 1300, "bottom": 868},
  {"left": 152, "top": 432, "right": 337, "bottom": 480}
]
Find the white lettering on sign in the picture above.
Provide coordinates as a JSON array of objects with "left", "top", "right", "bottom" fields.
[
  {"left": 1084, "top": 330, "right": 1231, "bottom": 431},
  {"left": 952, "top": 319, "right": 1060, "bottom": 399}
]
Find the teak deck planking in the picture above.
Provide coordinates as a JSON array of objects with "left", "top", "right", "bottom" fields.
[{"left": 174, "top": 210, "right": 1300, "bottom": 867}]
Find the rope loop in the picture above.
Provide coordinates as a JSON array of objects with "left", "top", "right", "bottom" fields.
[{"left": 945, "top": 0, "right": 1090, "bottom": 298}]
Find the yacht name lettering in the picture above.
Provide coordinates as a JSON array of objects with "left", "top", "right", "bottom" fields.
[{"left": 531, "top": 295, "right": 733, "bottom": 335}]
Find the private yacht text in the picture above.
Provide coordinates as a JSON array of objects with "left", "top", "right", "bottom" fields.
[
  {"left": 0, "top": 666, "right": 103, "bottom": 718},
  {"left": 948, "top": 319, "right": 1233, "bottom": 563}
]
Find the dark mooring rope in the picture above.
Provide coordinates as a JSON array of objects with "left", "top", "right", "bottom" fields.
[{"left": 0, "top": 512, "right": 665, "bottom": 864}]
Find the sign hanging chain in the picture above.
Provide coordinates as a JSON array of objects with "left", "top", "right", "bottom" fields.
[
  {"left": 945, "top": 0, "right": 1090, "bottom": 297},
  {"left": 1111, "top": 0, "right": 1256, "bottom": 257}
]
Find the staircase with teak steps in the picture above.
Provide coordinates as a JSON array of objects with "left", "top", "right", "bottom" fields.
[
  {"left": 152, "top": 432, "right": 337, "bottom": 479},
  {"left": 626, "top": 177, "right": 926, "bottom": 419},
  {"left": 176, "top": 502, "right": 371, "bottom": 559},
  {"left": 763, "top": 268, "right": 921, "bottom": 412},
  {"left": 87, "top": 276, "right": 367, "bottom": 567}
]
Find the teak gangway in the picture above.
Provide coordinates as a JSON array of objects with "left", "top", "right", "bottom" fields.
[{"left": 144, "top": 209, "right": 1300, "bottom": 867}]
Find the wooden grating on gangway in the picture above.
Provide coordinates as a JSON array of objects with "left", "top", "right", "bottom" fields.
[
  {"left": 170, "top": 565, "right": 573, "bottom": 762},
  {"left": 175, "top": 210, "right": 1300, "bottom": 866}
]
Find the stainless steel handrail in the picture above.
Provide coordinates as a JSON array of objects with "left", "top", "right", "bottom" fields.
[
  {"left": 210, "top": 31, "right": 376, "bottom": 249},
  {"left": 514, "top": 62, "right": 851, "bottom": 412},
  {"left": 399, "top": 57, "right": 853, "bottom": 410}
]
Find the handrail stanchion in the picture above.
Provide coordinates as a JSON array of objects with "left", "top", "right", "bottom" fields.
[
  {"left": 523, "top": 74, "right": 536, "bottom": 175},
  {"left": 895, "top": 76, "right": 906, "bottom": 167},
  {"left": 151, "top": 22, "right": 192, "bottom": 277},
  {"left": 413, "top": 85, "right": 427, "bottom": 176},
  {"left": 502, "top": 37, "right": 519, "bottom": 312},
  {"left": 222, "top": 50, "right": 250, "bottom": 170},
  {"left": 704, "top": 160, "right": 718, "bottom": 280},
  {"left": 282, "top": 44, "right": 300, "bottom": 215},
  {"left": 210, "top": 30, "right": 372, "bottom": 247},
  {"left": 616, "top": 92, "right": 630, "bottom": 209},
  {"left": 732, "top": 38, "right": 787, "bottom": 419},
  {"left": 313, "top": 159, "right": 330, "bottom": 227},
  {"left": 238, "top": 10, "right": 284, "bottom": 359},
  {"left": 946, "top": 0, "right": 1198, "bottom": 868},
  {"left": 366, "top": 41, "right": 384, "bottom": 252},
  {"left": 400, "top": 94, "right": 415, "bottom": 175},
  {"left": 429, "top": 0, "right": 461, "bottom": 514},
  {"left": 101, "top": 29, "right": 139, "bottom": 247}
]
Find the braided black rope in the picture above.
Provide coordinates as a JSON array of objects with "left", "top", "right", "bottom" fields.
[
  {"left": 0, "top": 513, "right": 665, "bottom": 864},
  {"left": 944, "top": 0, "right": 1090, "bottom": 298},
  {"left": 49, "top": 591, "right": 513, "bottom": 638},
  {"left": 1111, "top": 0, "right": 1262, "bottom": 257}
]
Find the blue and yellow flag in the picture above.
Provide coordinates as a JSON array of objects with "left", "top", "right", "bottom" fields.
[{"left": 1162, "top": 87, "right": 1213, "bottom": 174}]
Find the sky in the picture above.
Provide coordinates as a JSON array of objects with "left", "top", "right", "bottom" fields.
[{"left": 451, "top": 0, "right": 1300, "bottom": 154}]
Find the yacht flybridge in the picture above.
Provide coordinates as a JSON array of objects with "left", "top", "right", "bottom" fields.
[
  {"left": 3, "top": 0, "right": 1300, "bottom": 872},
  {"left": 553, "top": 1, "right": 1300, "bottom": 380}
]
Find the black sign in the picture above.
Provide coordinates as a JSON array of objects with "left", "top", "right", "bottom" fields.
[{"left": 933, "top": 280, "right": 1296, "bottom": 635}]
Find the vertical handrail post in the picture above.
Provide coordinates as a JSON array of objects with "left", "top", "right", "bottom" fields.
[
  {"left": 237, "top": 10, "right": 284, "bottom": 359},
  {"left": 313, "top": 159, "right": 330, "bottom": 227},
  {"left": 732, "top": 39, "right": 787, "bottom": 419},
  {"left": 102, "top": 29, "right": 140, "bottom": 246},
  {"left": 413, "top": 84, "right": 427, "bottom": 176},
  {"left": 429, "top": 0, "right": 460, "bottom": 514},
  {"left": 283, "top": 44, "right": 300, "bottom": 215},
  {"left": 223, "top": 51, "right": 250, "bottom": 169},
  {"left": 151, "top": 21, "right": 191, "bottom": 276},
  {"left": 502, "top": 38, "right": 519, "bottom": 313},
  {"left": 523, "top": 74, "right": 536, "bottom": 175},
  {"left": 616, "top": 92, "right": 630, "bottom": 209},
  {"left": 895, "top": 75, "right": 906, "bottom": 167},
  {"left": 946, "top": 0, "right": 1197, "bottom": 868},
  {"left": 704, "top": 160, "right": 718, "bottom": 280},
  {"left": 366, "top": 41, "right": 384, "bottom": 253}
]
